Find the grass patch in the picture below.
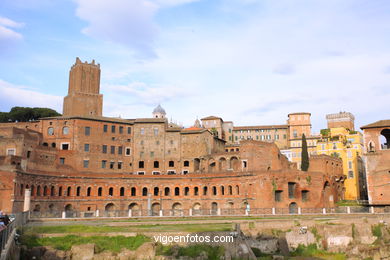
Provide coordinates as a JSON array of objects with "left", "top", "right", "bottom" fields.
[
  {"left": 335, "top": 200, "right": 360, "bottom": 207},
  {"left": 26, "top": 223, "right": 232, "bottom": 234},
  {"left": 291, "top": 244, "right": 346, "bottom": 259},
  {"left": 372, "top": 224, "right": 383, "bottom": 238},
  {"left": 20, "top": 234, "right": 149, "bottom": 253},
  {"left": 310, "top": 227, "right": 321, "bottom": 242},
  {"left": 156, "top": 244, "right": 224, "bottom": 260}
]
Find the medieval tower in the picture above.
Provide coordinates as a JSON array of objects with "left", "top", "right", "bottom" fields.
[{"left": 63, "top": 57, "right": 103, "bottom": 117}]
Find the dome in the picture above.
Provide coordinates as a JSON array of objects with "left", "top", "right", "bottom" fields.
[{"left": 153, "top": 104, "right": 166, "bottom": 114}]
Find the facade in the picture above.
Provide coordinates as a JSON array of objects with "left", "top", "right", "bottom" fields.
[
  {"left": 0, "top": 58, "right": 345, "bottom": 215},
  {"left": 361, "top": 120, "right": 390, "bottom": 206},
  {"left": 316, "top": 123, "right": 366, "bottom": 200}
]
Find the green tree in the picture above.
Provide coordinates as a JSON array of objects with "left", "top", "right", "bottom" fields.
[
  {"left": 1, "top": 107, "right": 61, "bottom": 122},
  {"left": 301, "top": 133, "right": 310, "bottom": 171},
  {"left": 0, "top": 112, "right": 9, "bottom": 122}
]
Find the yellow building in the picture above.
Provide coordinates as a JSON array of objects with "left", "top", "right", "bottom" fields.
[{"left": 316, "top": 115, "right": 366, "bottom": 200}]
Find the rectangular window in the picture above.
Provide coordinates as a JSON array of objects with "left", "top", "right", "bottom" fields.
[
  {"left": 139, "top": 161, "right": 144, "bottom": 168},
  {"left": 288, "top": 182, "right": 296, "bottom": 199},
  {"left": 101, "top": 160, "right": 106, "bottom": 168},
  {"left": 111, "top": 125, "right": 116, "bottom": 133},
  {"left": 127, "top": 127, "right": 131, "bottom": 134},
  {"left": 154, "top": 128, "right": 159, "bottom": 136},
  {"left": 118, "top": 146, "right": 123, "bottom": 155},
  {"left": 348, "top": 161, "right": 352, "bottom": 169},
  {"left": 110, "top": 146, "right": 115, "bottom": 154},
  {"left": 27, "top": 150, "right": 31, "bottom": 158},
  {"left": 6, "top": 148, "right": 16, "bottom": 155},
  {"left": 119, "top": 126, "right": 123, "bottom": 134},
  {"left": 60, "top": 157, "right": 65, "bottom": 165},
  {"left": 125, "top": 147, "right": 131, "bottom": 156},
  {"left": 152, "top": 171, "right": 160, "bottom": 175},
  {"left": 283, "top": 134, "right": 287, "bottom": 139},
  {"left": 83, "top": 160, "right": 89, "bottom": 168},
  {"left": 103, "top": 125, "right": 108, "bottom": 133},
  {"left": 141, "top": 128, "right": 145, "bottom": 135},
  {"left": 275, "top": 190, "right": 282, "bottom": 202},
  {"left": 84, "top": 144, "right": 90, "bottom": 152},
  {"left": 150, "top": 151, "right": 154, "bottom": 157},
  {"left": 348, "top": 170, "right": 354, "bottom": 178},
  {"left": 85, "top": 127, "right": 91, "bottom": 136},
  {"left": 102, "top": 145, "right": 107, "bottom": 154},
  {"left": 110, "top": 161, "right": 114, "bottom": 169},
  {"left": 118, "top": 161, "right": 122, "bottom": 169},
  {"left": 302, "top": 190, "right": 309, "bottom": 202},
  {"left": 61, "top": 143, "right": 69, "bottom": 150},
  {"left": 137, "top": 171, "right": 145, "bottom": 175}
]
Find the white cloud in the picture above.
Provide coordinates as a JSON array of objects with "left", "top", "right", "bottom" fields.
[
  {"left": 0, "top": 16, "right": 24, "bottom": 42},
  {"left": 0, "top": 79, "right": 62, "bottom": 112},
  {"left": 74, "top": 0, "right": 159, "bottom": 59}
]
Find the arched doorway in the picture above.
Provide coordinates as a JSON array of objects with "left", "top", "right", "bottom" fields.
[
  {"left": 194, "top": 158, "right": 200, "bottom": 172},
  {"left": 65, "top": 204, "right": 74, "bottom": 218},
  {"left": 172, "top": 203, "right": 183, "bottom": 216},
  {"left": 380, "top": 129, "right": 390, "bottom": 150},
  {"left": 129, "top": 203, "right": 140, "bottom": 216},
  {"left": 289, "top": 202, "right": 298, "bottom": 214},
  {"left": 218, "top": 157, "right": 227, "bottom": 171},
  {"left": 192, "top": 203, "right": 201, "bottom": 216},
  {"left": 230, "top": 157, "right": 240, "bottom": 171},
  {"left": 151, "top": 202, "right": 161, "bottom": 216},
  {"left": 211, "top": 202, "right": 218, "bottom": 215},
  {"left": 105, "top": 203, "right": 116, "bottom": 217}
]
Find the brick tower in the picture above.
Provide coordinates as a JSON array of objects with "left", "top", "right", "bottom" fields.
[{"left": 63, "top": 57, "right": 103, "bottom": 117}]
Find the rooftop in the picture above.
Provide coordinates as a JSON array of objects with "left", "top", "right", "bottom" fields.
[{"left": 361, "top": 120, "right": 390, "bottom": 129}]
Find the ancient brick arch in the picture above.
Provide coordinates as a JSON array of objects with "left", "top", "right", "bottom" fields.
[{"left": 230, "top": 156, "right": 240, "bottom": 171}]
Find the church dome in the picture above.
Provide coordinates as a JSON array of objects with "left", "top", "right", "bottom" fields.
[{"left": 153, "top": 104, "right": 166, "bottom": 114}]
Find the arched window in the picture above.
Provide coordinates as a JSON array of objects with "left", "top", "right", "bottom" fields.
[
  {"left": 20, "top": 184, "right": 24, "bottom": 196},
  {"left": 50, "top": 186, "right": 55, "bottom": 196},
  {"left": 221, "top": 186, "right": 225, "bottom": 195},
  {"left": 184, "top": 187, "right": 189, "bottom": 196},
  {"left": 58, "top": 186, "right": 62, "bottom": 196},
  {"left": 203, "top": 186, "right": 208, "bottom": 195},
  {"left": 175, "top": 187, "right": 180, "bottom": 196},
  {"left": 120, "top": 187, "right": 125, "bottom": 196},
  {"left": 43, "top": 186, "right": 48, "bottom": 196},
  {"left": 154, "top": 187, "right": 159, "bottom": 196},
  {"left": 76, "top": 186, "right": 81, "bottom": 196},
  {"left": 142, "top": 187, "right": 148, "bottom": 196},
  {"left": 131, "top": 187, "right": 136, "bottom": 196},
  {"left": 164, "top": 187, "right": 170, "bottom": 196},
  {"left": 212, "top": 186, "right": 217, "bottom": 195},
  {"left": 228, "top": 185, "right": 233, "bottom": 195},
  {"left": 37, "top": 186, "right": 41, "bottom": 196},
  {"left": 194, "top": 187, "right": 199, "bottom": 196},
  {"left": 235, "top": 185, "right": 239, "bottom": 195},
  {"left": 184, "top": 160, "right": 190, "bottom": 167},
  {"left": 109, "top": 187, "right": 114, "bottom": 196},
  {"left": 87, "top": 187, "right": 91, "bottom": 196},
  {"left": 31, "top": 185, "right": 35, "bottom": 196},
  {"left": 98, "top": 187, "right": 102, "bottom": 196},
  {"left": 154, "top": 161, "right": 159, "bottom": 168},
  {"left": 67, "top": 186, "right": 71, "bottom": 196}
]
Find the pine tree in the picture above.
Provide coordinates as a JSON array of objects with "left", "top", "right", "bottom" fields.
[{"left": 301, "top": 133, "right": 310, "bottom": 171}]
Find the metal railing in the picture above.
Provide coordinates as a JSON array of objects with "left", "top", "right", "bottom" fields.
[
  {"left": 0, "top": 212, "right": 28, "bottom": 257},
  {"left": 28, "top": 206, "right": 383, "bottom": 219}
]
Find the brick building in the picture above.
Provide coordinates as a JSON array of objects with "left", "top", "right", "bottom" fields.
[
  {"left": 0, "top": 58, "right": 345, "bottom": 215},
  {"left": 361, "top": 120, "right": 390, "bottom": 207}
]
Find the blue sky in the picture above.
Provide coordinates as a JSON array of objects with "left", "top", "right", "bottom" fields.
[{"left": 0, "top": 0, "right": 389, "bottom": 132}]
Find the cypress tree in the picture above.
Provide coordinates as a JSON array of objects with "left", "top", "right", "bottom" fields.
[{"left": 301, "top": 133, "right": 310, "bottom": 171}]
